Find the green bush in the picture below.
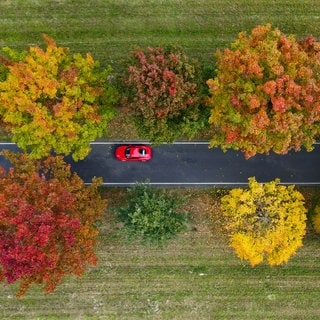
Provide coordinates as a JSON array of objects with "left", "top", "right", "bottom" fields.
[{"left": 115, "top": 183, "right": 190, "bottom": 246}]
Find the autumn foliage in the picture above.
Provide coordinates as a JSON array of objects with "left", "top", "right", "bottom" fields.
[
  {"left": 220, "top": 177, "right": 307, "bottom": 266},
  {"left": 207, "top": 24, "right": 320, "bottom": 158},
  {"left": 0, "top": 35, "right": 117, "bottom": 161},
  {"left": 123, "top": 46, "right": 203, "bottom": 143},
  {"left": 0, "top": 151, "right": 107, "bottom": 296}
]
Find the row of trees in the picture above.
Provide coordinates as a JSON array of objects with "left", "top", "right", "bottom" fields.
[
  {"left": 116, "top": 179, "right": 320, "bottom": 267},
  {"left": 1, "top": 155, "right": 318, "bottom": 296},
  {"left": 1, "top": 24, "right": 319, "bottom": 160},
  {"left": 0, "top": 25, "right": 319, "bottom": 296}
]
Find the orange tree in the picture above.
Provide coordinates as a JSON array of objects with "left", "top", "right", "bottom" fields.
[
  {"left": 0, "top": 35, "right": 117, "bottom": 161},
  {"left": 122, "top": 46, "right": 205, "bottom": 143},
  {"left": 220, "top": 177, "right": 307, "bottom": 267},
  {"left": 206, "top": 24, "right": 320, "bottom": 158},
  {"left": 0, "top": 151, "right": 107, "bottom": 297}
]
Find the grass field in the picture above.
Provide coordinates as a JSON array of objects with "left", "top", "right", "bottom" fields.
[
  {"left": 1, "top": 0, "right": 320, "bottom": 69},
  {"left": 1, "top": 1, "right": 320, "bottom": 319}
]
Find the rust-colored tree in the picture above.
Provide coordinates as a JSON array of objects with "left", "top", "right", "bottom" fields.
[
  {"left": 122, "top": 46, "right": 205, "bottom": 143},
  {"left": 206, "top": 24, "right": 320, "bottom": 158},
  {"left": 0, "top": 35, "right": 117, "bottom": 160},
  {"left": 0, "top": 151, "right": 107, "bottom": 297}
]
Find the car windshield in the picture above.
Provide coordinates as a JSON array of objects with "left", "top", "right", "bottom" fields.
[
  {"left": 125, "top": 148, "right": 131, "bottom": 158},
  {"left": 139, "top": 148, "right": 146, "bottom": 155}
]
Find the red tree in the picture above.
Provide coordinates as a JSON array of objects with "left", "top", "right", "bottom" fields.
[
  {"left": 123, "top": 46, "right": 203, "bottom": 143},
  {"left": 0, "top": 151, "right": 107, "bottom": 296}
]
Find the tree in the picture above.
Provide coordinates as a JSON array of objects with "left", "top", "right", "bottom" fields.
[
  {"left": 220, "top": 177, "right": 307, "bottom": 266},
  {"left": 206, "top": 24, "right": 320, "bottom": 159},
  {"left": 0, "top": 151, "right": 107, "bottom": 296},
  {"left": 0, "top": 35, "right": 117, "bottom": 161},
  {"left": 115, "top": 182, "right": 190, "bottom": 246},
  {"left": 122, "top": 46, "right": 205, "bottom": 143}
]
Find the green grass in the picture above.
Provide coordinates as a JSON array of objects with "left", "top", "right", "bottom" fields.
[
  {"left": 1, "top": 0, "right": 320, "bottom": 69},
  {"left": 1, "top": 188, "right": 320, "bottom": 319}
]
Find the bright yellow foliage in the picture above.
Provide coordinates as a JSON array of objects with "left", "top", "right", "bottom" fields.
[
  {"left": 0, "top": 35, "right": 116, "bottom": 160},
  {"left": 220, "top": 177, "right": 307, "bottom": 266}
]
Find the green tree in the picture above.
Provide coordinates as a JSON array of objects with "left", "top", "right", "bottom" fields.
[
  {"left": 0, "top": 151, "right": 106, "bottom": 297},
  {"left": 220, "top": 177, "right": 307, "bottom": 266},
  {"left": 206, "top": 24, "right": 320, "bottom": 158},
  {"left": 122, "top": 46, "right": 205, "bottom": 143},
  {"left": 115, "top": 182, "right": 190, "bottom": 246},
  {"left": 0, "top": 35, "right": 117, "bottom": 161}
]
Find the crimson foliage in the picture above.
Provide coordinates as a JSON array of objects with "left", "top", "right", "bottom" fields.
[{"left": 0, "top": 151, "right": 106, "bottom": 296}]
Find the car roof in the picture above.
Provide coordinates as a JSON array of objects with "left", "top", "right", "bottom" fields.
[{"left": 130, "top": 146, "right": 149, "bottom": 158}]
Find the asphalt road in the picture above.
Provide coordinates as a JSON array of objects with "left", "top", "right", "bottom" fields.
[{"left": 1, "top": 141, "right": 319, "bottom": 187}]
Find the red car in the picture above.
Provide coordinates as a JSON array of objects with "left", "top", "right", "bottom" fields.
[{"left": 115, "top": 145, "right": 152, "bottom": 161}]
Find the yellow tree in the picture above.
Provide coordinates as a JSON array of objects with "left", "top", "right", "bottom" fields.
[
  {"left": 0, "top": 35, "right": 117, "bottom": 160},
  {"left": 220, "top": 177, "right": 307, "bottom": 266}
]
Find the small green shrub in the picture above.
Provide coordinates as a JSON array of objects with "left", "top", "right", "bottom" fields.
[{"left": 115, "top": 183, "right": 190, "bottom": 246}]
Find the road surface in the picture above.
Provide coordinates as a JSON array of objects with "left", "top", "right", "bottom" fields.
[{"left": 0, "top": 141, "right": 319, "bottom": 187}]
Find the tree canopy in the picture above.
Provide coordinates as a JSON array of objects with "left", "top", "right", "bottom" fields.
[
  {"left": 207, "top": 24, "right": 320, "bottom": 158},
  {"left": 0, "top": 35, "right": 117, "bottom": 161},
  {"left": 220, "top": 177, "right": 307, "bottom": 266},
  {"left": 115, "top": 182, "right": 189, "bottom": 246},
  {"left": 122, "top": 46, "right": 205, "bottom": 143},
  {"left": 0, "top": 151, "right": 107, "bottom": 296}
]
